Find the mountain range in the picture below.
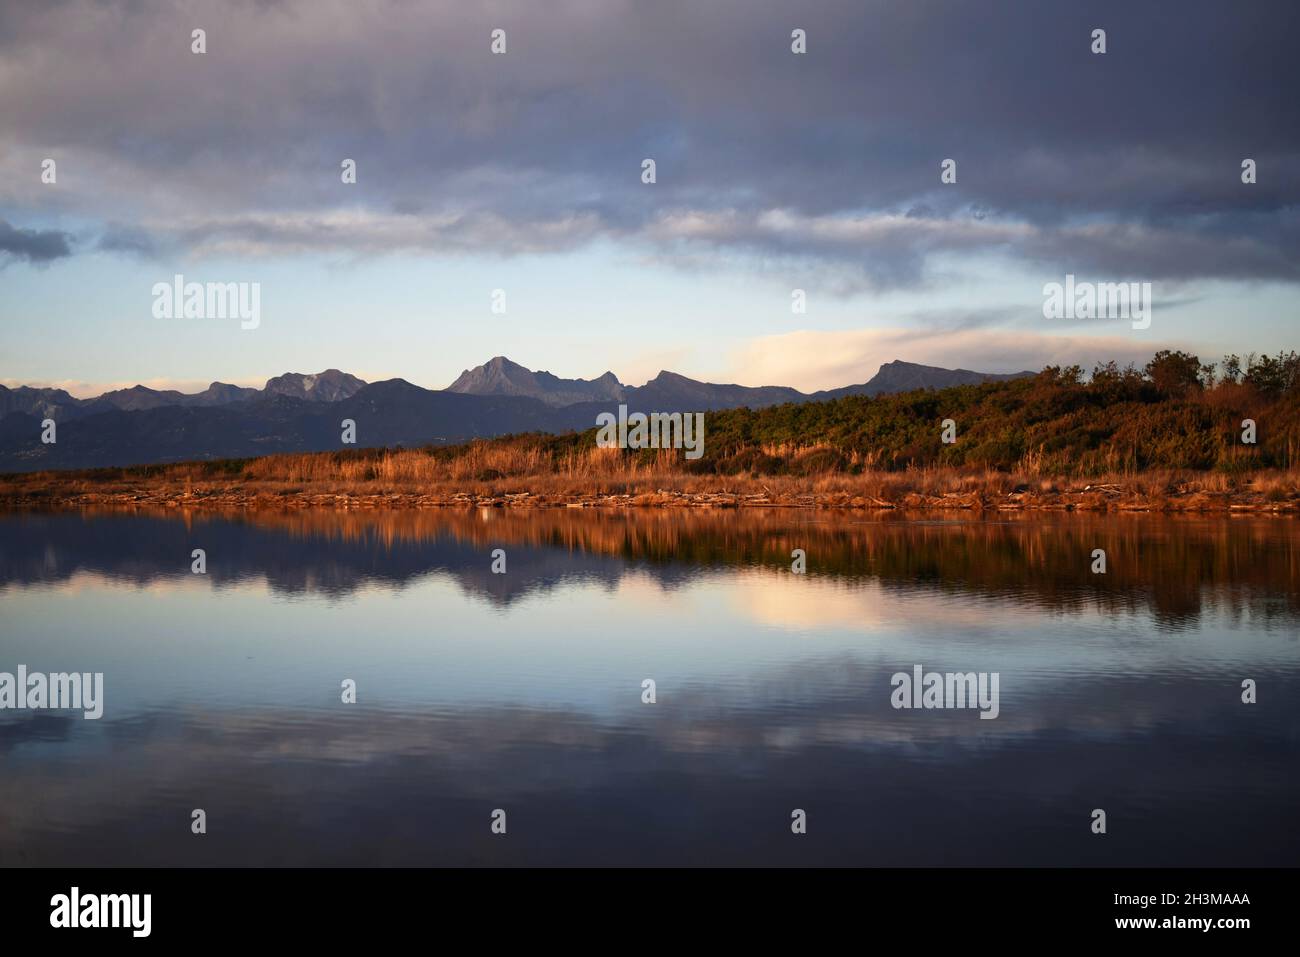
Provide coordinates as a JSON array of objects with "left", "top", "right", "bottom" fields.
[{"left": 0, "top": 358, "right": 1034, "bottom": 471}]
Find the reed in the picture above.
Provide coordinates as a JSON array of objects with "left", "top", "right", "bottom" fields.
[{"left": 4, "top": 439, "right": 1299, "bottom": 512}]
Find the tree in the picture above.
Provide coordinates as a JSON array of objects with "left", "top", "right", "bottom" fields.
[
  {"left": 1198, "top": 361, "right": 1217, "bottom": 390},
  {"left": 1144, "top": 350, "right": 1202, "bottom": 397},
  {"left": 1244, "top": 351, "right": 1300, "bottom": 397}
]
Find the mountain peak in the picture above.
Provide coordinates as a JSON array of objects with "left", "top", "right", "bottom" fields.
[
  {"left": 448, "top": 357, "right": 626, "bottom": 407},
  {"left": 263, "top": 369, "right": 367, "bottom": 402},
  {"left": 813, "top": 359, "right": 1036, "bottom": 400}
]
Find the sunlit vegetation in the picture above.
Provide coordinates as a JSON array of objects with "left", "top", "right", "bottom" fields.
[
  {"left": 694, "top": 350, "right": 1300, "bottom": 476},
  {"left": 4, "top": 351, "right": 1299, "bottom": 510}
]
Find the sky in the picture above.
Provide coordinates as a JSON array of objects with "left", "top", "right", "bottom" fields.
[{"left": 1, "top": 0, "right": 1298, "bottom": 397}]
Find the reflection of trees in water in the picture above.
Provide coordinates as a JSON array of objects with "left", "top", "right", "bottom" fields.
[{"left": 2, "top": 507, "right": 1299, "bottom": 625}]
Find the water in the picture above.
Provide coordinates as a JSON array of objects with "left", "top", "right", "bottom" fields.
[{"left": 1, "top": 507, "right": 1297, "bottom": 866}]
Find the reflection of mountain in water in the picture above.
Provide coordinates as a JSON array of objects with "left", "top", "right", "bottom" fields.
[
  {"left": 2, "top": 508, "right": 1299, "bottom": 626},
  {"left": 0, "top": 510, "right": 621, "bottom": 603}
]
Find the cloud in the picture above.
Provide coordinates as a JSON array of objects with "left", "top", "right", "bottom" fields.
[
  {"left": 0, "top": 219, "right": 72, "bottom": 264},
  {"left": 0, "top": 0, "right": 1295, "bottom": 285},
  {"left": 645, "top": 208, "right": 1300, "bottom": 289},
  {"left": 159, "top": 208, "right": 608, "bottom": 259},
  {"left": 96, "top": 224, "right": 158, "bottom": 257}
]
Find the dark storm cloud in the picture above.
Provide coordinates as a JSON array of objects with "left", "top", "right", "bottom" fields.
[
  {"left": 0, "top": 219, "right": 73, "bottom": 264},
  {"left": 0, "top": 0, "right": 1296, "bottom": 284}
]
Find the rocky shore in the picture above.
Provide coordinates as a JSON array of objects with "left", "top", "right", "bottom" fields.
[{"left": 3, "top": 481, "right": 1296, "bottom": 512}]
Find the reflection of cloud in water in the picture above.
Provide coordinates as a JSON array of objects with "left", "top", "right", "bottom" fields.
[
  {"left": 609, "top": 567, "right": 1297, "bottom": 677},
  {"left": 3, "top": 507, "right": 1299, "bottom": 866},
  {"left": 2, "top": 654, "right": 1297, "bottom": 866}
]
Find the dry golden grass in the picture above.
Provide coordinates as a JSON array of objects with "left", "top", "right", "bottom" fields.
[
  {"left": 3, "top": 441, "right": 1300, "bottom": 511},
  {"left": 237, "top": 440, "right": 670, "bottom": 485}
]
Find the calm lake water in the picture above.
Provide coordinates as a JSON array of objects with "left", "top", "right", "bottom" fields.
[{"left": 1, "top": 507, "right": 1297, "bottom": 866}]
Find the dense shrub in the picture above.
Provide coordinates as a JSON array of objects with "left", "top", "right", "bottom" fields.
[{"left": 692, "top": 356, "right": 1300, "bottom": 475}]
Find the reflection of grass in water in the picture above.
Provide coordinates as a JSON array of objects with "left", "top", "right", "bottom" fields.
[{"left": 28, "top": 505, "right": 1300, "bottom": 629}]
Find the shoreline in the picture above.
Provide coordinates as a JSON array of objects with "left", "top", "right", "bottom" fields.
[
  {"left": 6, "top": 452, "right": 1299, "bottom": 513},
  {"left": 3, "top": 483, "right": 1297, "bottom": 513}
]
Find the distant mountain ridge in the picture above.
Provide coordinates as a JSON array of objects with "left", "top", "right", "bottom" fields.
[
  {"left": 813, "top": 359, "right": 1036, "bottom": 400},
  {"left": 263, "top": 369, "right": 366, "bottom": 402},
  {"left": 0, "top": 358, "right": 1035, "bottom": 471},
  {"left": 448, "top": 357, "right": 625, "bottom": 407},
  {"left": 0, "top": 369, "right": 364, "bottom": 421},
  {"left": 445, "top": 357, "right": 1032, "bottom": 410}
]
